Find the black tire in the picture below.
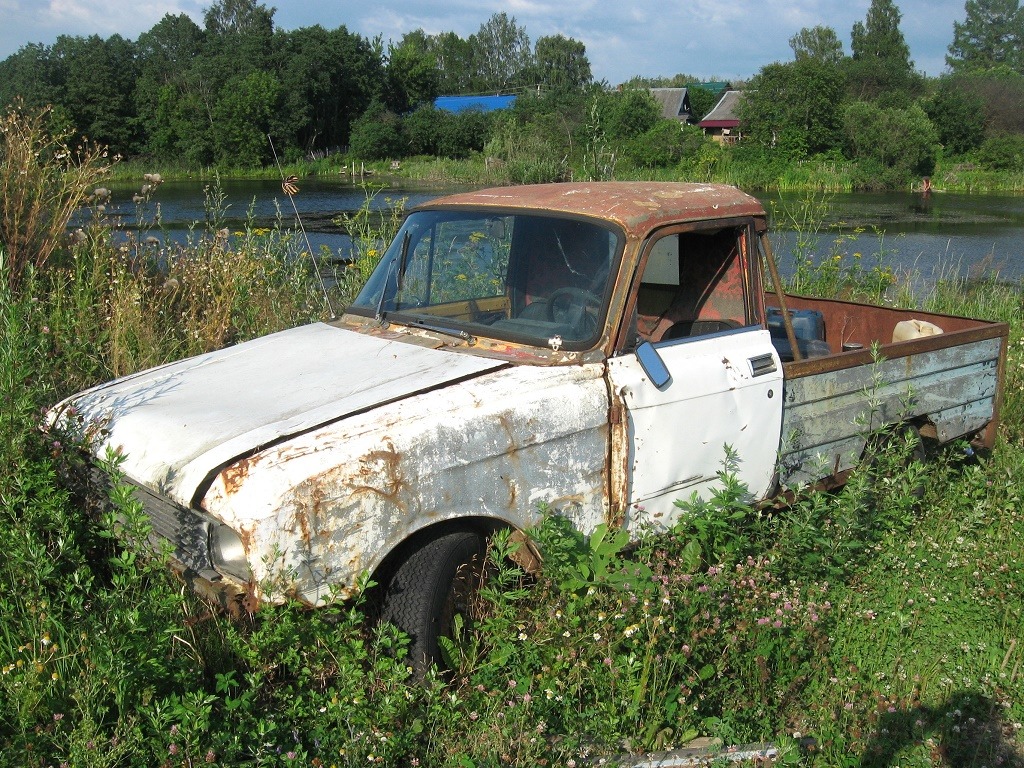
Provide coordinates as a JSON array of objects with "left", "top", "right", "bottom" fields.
[{"left": 381, "top": 531, "right": 485, "bottom": 678}]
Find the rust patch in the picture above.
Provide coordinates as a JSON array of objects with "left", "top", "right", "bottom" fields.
[
  {"left": 508, "top": 530, "right": 542, "bottom": 574},
  {"left": 220, "top": 455, "right": 257, "bottom": 496},
  {"left": 295, "top": 504, "right": 313, "bottom": 546},
  {"left": 345, "top": 439, "right": 407, "bottom": 508},
  {"left": 418, "top": 183, "right": 765, "bottom": 248},
  {"left": 236, "top": 523, "right": 256, "bottom": 554}
]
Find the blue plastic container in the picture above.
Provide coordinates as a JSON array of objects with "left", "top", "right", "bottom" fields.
[{"left": 766, "top": 307, "right": 825, "bottom": 341}]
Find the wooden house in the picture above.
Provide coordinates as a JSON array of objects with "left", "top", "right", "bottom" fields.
[
  {"left": 699, "top": 90, "right": 745, "bottom": 144},
  {"left": 649, "top": 88, "right": 693, "bottom": 123}
]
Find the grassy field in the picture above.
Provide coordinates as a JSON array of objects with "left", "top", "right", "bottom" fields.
[{"left": 1, "top": 110, "right": 1022, "bottom": 767}]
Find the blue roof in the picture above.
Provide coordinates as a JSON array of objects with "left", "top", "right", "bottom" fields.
[{"left": 434, "top": 95, "right": 517, "bottom": 113}]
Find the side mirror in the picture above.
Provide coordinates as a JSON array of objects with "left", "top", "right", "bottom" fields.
[{"left": 635, "top": 341, "right": 672, "bottom": 388}]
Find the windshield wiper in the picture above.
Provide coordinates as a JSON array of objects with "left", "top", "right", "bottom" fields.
[{"left": 408, "top": 318, "right": 475, "bottom": 344}]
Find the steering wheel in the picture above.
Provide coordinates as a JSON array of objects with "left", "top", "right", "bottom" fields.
[{"left": 546, "top": 287, "right": 601, "bottom": 337}]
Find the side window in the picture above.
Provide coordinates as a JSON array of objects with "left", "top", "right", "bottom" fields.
[{"left": 636, "top": 228, "right": 748, "bottom": 342}]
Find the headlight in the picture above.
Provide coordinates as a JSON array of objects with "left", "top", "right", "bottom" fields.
[{"left": 208, "top": 524, "right": 250, "bottom": 582}]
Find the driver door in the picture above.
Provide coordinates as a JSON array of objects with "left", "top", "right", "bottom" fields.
[{"left": 605, "top": 225, "right": 784, "bottom": 529}]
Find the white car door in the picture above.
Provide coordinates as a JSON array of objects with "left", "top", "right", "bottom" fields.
[
  {"left": 606, "top": 328, "right": 783, "bottom": 528},
  {"left": 604, "top": 223, "right": 784, "bottom": 529}
]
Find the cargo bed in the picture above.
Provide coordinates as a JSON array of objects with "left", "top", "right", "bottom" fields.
[{"left": 769, "top": 293, "right": 1008, "bottom": 487}]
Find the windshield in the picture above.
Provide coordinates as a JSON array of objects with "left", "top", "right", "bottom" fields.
[{"left": 350, "top": 210, "right": 623, "bottom": 350}]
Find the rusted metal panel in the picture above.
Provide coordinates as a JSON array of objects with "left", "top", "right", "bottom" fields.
[
  {"left": 779, "top": 337, "right": 1003, "bottom": 486},
  {"left": 200, "top": 363, "right": 611, "bottom": 604},
  {"left": 421, "top": 183, "right": 766, "bottom": 242}
]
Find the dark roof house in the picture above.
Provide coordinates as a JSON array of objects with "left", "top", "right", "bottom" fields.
[
  {"left": 649, "top": 88, "right": 693, "bottom": 123},
  {"left": 698, "top": 90, "right": 746, "bottom": 143}
]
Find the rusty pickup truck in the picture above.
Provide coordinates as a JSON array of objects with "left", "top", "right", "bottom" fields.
[{"left": 50, "top": 182, "right": 1007, "bottom": 670}]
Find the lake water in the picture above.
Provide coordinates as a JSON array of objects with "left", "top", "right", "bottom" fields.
[{"left": 102, "top": 178, "right": 1024, "bottom": 283}]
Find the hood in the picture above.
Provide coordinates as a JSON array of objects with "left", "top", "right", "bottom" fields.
[{"left": 54, "top": 323, "right": 505, "bottom": 506}]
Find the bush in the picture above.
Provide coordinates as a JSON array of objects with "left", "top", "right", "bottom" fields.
[
  {"left": 976, "top": 133, "right": 1024, "bottom": 171},
  {"left": 625, "top": 120, "right": 706, "bottom": 169},
  {"left": 350, "top": 103, "right": 406, "bottom": 161},
  {"left": 605, "top": 88, "right": 661, "bottom": 141},
  {"left": 484, "top": 119, "right": 568, "bottom": 184},
  {"left": 843, "top": 101, "right": 939, "bottom": 187},
  {"left": 403, "top": 105, "right": 441, "bottom": 156},
  {"left": 922, "top": 78, "right": 986, "bottom": 157},
  {"left": 436, "top": 110, "right": 494, "bottom": 160}
]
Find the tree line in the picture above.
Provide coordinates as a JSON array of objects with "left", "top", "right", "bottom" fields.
[
  {"left": 0, "top": 1, "right": 590, "bottom": 168},
  {"left": 1, "top": 0, "right": 1023, "bottom": 188},
  {"left": 734, "top": 0, "right": 1024, "bottom": 188}
]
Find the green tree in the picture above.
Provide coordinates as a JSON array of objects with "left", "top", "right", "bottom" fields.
[
  {"left": 789, "top": 25, "right": 845, "bottom": 65},
  {"left": 386, "top": 31, "right": 440, "bottom": 112},
  {"left": 971, "top": 73, "right": 1024, "bottom": 134},
  {"left": 847, "top": 0, "right": 921, "bottom": 102},
  {"left": 273, "top": 25, "right": 383, "bottom": 155},
  {"left": 469, "top": 13, "right": 532, "bottom": 92},
  {"left": 48, "top": 34, "right": 141, "bottom": 155},
  {"left": 843, "top": 101, "right": 939, "bottom": 186},
  {"left": 150, "top": 83, "right": 215, "bottom": 164},
  {"left": 0, "top": 44, "right": 59, "bottom": 112},
  {"left": 604, "top": 88, "right": 661, "bottom": 141},
  {"left": 686, "top": 86, "right": 719, "bottom": 122},
  {"left": 349, "top": 101, "right": 405, "bottom": 160},
  {"left": 499, "top": 85, "right": 595, "bottom": 161},
  {"left": 741, "top": 59, "right": 846, "bottom": 156},
  {"left": 134, "top": 14, "right": 205, "bottom": 159},
  {"left": 947, "top": 0, "right": 1024, "bottom": 74},
  {"left": 198, "top": 0, "right": 276, "bottom": 107},
  {"left": 922, "top": 77, "right": 986, "bottom": 155},
  {"left": 213, "top": 69, "right": 281, "bottom": 166},
  {"left": 425, "top": 31, "right": 474, "bottom": 94},
  {"left": 534, "top": 35, "right": 592, "bottom": 91}
]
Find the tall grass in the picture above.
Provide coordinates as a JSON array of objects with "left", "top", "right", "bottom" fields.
[
  {"left": 0, "top": 103, "right": 111, "bottom": 291},
  {"left": 1, "top": 109, "right": 1022, "bottom": 766}
]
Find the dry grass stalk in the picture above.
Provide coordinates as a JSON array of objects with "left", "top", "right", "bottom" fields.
[{"left": 0, "top": 102, "right": 111, "bottom": 292}]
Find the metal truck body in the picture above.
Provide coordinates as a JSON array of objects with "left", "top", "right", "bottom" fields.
[{"left": 50, "top": 182, "right": 1007, "bottom": 612}]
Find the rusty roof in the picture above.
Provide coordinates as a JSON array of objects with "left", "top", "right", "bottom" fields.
[{"left": 418, "top": 182, "right": 766, "bottom": 237}]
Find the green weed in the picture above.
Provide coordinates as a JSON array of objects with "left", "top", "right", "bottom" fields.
[{"left": 1, "top": 109, "right": 1023, "bottom": 766}]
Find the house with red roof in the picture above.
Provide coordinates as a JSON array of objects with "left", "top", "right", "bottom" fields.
[{"left": 699, "top": 90, "right": 746, "bottom": 144}]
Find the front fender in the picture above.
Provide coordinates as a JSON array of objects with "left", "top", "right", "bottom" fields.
[{"left": 202, "top": 363, "right": 612, "bottom": 604}]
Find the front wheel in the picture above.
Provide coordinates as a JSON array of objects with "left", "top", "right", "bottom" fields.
[{"left": 381, "top": 531, "right": 485, "bottom": 678}]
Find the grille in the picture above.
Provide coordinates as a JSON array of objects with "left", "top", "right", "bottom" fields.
[{"left": 127, "top": 481, "right": 216, "bottom": 576}]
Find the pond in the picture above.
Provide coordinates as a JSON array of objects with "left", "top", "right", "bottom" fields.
[
  {"left": 100, "top": 178, "right": 1024, "bottom": 283},
  {"left": 762, "top": 190, "right": 1024, "bottom": 283}
]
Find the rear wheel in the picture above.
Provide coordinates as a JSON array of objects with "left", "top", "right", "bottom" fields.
[{"left": 381, "top": 531, "right": 485, "bottom": 678}]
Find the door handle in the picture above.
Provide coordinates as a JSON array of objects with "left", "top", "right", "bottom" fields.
[{"left": 748, "top": 353, "right": 777, "bottom": 376}]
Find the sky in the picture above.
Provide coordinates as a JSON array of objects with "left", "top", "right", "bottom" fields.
[{"left": 0, "top": 0, "right": 971, "bottom": 85}]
